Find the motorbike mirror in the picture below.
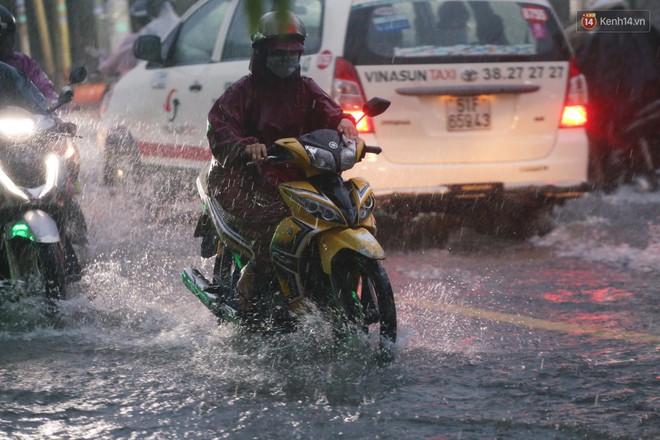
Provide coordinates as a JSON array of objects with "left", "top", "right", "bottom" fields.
[
  {"left": 68, "top": 66, "right": 87, "bottom": 85},
  {"left": 47, "top": 67, "right": 87, "bottom": 113},
  {"left": 134, "top": 35, "right": 163, "bottom": 63},
  {"left": 362, "top": 97, "right": 391, "bottom": 118}
]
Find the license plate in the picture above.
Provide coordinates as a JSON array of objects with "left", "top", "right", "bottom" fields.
[{"left": 446, "top": 96, "right": 492, "bottom": 131}]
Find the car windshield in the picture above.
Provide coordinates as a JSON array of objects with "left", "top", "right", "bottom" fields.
[{"left": 346, "top": 0, "right": 570, "bottom": 64}]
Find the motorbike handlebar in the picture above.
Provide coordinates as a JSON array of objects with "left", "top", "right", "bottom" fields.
[
  {"left": 364, "top": 145, "right": 382, "bottom": 155},
  {"left": 242, "top": 143, "right": 383, "bottom": 165},
  {"left": 241, "top": 144, "right": 284, "bottom": 165}
]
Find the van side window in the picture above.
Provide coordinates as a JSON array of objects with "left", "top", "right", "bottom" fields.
[
  {"left": 222, "top": 0, "right": 323, "bottom": 62},
  {"left": 169, "top": 0, "right": 231, "bottom": 66}
]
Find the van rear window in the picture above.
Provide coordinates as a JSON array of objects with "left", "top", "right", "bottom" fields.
[{"left": 346, "top": 0, "right": 570, "bottom": 64}]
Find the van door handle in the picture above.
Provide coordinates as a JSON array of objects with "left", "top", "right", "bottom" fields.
[{"left": 189, "top": 82, "right": 202, "bottom": 92}]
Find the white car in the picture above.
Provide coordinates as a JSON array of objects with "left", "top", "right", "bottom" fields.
[{"left": 99, "top": 0, "right": 589, "bottom": 237}]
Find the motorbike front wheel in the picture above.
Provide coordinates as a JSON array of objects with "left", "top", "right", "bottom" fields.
[
  {"left": 332, "top": 254, "right": 397, "bottom": 359},
  {"left": 36, "top": 242, "right": 67, "bottom": 301}
]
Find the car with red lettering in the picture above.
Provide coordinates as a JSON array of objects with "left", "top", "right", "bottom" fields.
[{"left": 99, "top": 0, "right": 589, "bottom": 238}]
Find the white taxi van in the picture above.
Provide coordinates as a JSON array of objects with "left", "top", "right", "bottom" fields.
[{"left": 99, "top": 0, "right": 589, "bottom": 237}]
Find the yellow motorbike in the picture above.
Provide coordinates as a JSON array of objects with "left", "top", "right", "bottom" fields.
[{"left": 182, "top": 98, "right": 396, "bottom": 356}]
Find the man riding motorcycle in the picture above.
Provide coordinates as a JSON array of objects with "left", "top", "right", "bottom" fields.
[
  {"left": 205, "top": 11, "right": 358, "bottom": 310},
  {"left": 0, "top": 6, "right": 59, "bottom": 105},
  {"left": 0, "top": 60, "right": 76, "bottom": 137},
  {"left": 1, "top": 60, "right": 85, "bottom": 276}
]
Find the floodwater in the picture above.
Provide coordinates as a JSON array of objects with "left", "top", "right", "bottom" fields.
[{"left": 1, "top": 119, "right": 658, "bottom": 439}]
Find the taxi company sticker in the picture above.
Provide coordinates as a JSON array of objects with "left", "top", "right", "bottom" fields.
[
  {"left": 521, "top": 6, "right": 548, "bottom": 22},
  {"left": 372, "top": 7, "right": 410, "bottom": 32},
  {"left": 164, "top": 88, "right": 179, "bottom": 122},
  {"left": 373, "top": 15, "right": 410, "bottom": 32},
  {"left": 364, "top": 68, "right": 456, "bottom": 82},
  {"left": 151, "top": 70, "right": 168, "bottom": 89},
  {"left": 373, "top": 7, "right": 399, "bottom": 16},
  {"left": 316, "top": 50, "right": 333, "bottom": 70},
  {"left": 521, "top": 5, "right": 548, "bottom": 38}
]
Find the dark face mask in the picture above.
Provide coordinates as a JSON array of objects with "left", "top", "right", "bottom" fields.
[{"left": 266, "top": 50, "right": 302, "bottom": 78}]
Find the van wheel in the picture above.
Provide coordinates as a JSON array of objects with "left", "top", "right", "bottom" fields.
[
  {"left": 103, "top": 149, "right": 144, "bottom": 186},
  {"left": 102, "top": 128, "right": 143, "bottom": 186}
]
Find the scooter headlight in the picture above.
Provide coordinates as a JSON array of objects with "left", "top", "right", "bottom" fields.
[
  {"left": 38, "top": 153, "right": 61, "bottom": 198},
  {"left": 359, "top": 194, "right": 375, "bottom": 221},
  {"left": 0, "top": 117, "right": 35, "bottom": 141},
  {"left": 300, "top": 197, "right": 344, "bottom": 223},
  {"left": 0, "top": 163, "right": 29, "bottom": 201},
  {"left": 304, "top": 145, "right": 335, "bottom": 172}
]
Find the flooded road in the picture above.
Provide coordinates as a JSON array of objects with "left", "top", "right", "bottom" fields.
[{"left": 1, "top": 119, "right": 658, "bottom": 439}]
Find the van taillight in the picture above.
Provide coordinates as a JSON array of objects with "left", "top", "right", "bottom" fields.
[
  {"left": 332, "top": 58, "right": 372, "bottom": 133},
  {"left": 560, "top": 57, "right": 588, "bottom": 128}
]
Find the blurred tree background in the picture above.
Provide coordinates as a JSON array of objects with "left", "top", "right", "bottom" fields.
[{"left": 0, "top": 0, "right": 289, "bottom": 86}]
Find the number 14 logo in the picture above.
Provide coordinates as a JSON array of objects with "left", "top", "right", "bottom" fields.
[{"left": 581, "top": 12, "right": 597, "bottom": 30}]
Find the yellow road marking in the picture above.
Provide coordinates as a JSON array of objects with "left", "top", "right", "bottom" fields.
[{"left": 413, "top": 299, "right": 660, "bottom": 345}]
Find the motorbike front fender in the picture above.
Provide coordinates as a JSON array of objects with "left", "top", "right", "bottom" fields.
[
  {"left": 11, "top": 210, "right": 61, "bottom": 243},
  {"left": 317, "top": 228, "right": 385, "bottom": 275}
]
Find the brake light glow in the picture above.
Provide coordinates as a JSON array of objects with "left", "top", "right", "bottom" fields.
[
  {"left": 345, "top": 111, "right": 373, "bottom": 133},
  {"left": 561, "top": 105, "right": 588, "bottom": 128},
  {"left": 332, "top": 58, "right": 373, "bottom": 133},
  {"left": 560, "top": 58, "right": 588, "bottom": 128}
]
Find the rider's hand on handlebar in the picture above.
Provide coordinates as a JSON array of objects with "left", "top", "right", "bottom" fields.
[
  {"left": 245, "top": 143, "right": 268, "bottom": 162},
  {"left": 337, "top": 118, "right": 358, "bottom": 142}
]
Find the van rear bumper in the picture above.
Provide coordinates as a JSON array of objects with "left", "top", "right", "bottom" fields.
[
  {"left": 374, "top": 182, "right": 589, "bottom": 215},
  {"left": 347, "top": 128, "right": 589, "bottom": 213}
]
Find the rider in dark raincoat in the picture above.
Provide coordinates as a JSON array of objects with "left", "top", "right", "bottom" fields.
[
  {"left": 0, "top": 6, "right": 59, "bottom": 104},
  {"left": 0, "top": 61, "right": 49, "bottom": 113},
  {"left": 206, "top": 11, "right": 358, "bottom": 307}
]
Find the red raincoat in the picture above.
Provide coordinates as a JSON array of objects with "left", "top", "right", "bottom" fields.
[{"left": 206, "top": 50, "right": 351, "bottom": 270}]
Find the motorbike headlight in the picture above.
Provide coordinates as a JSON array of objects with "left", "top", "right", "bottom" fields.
[
  {"left": 293, "top": 194, "right": 344, "bottom": 224},
  {"left": 0, "top": 117, "right": 35, "bottom": 141},
  {"left": 0, "top": 163, "right": 29, "bottom": 201},
  {"left": 304, "top": 145, "right": 336, "bottom": 172},
  {"left": 359, "top": 194, "right": 375, "bottom": 222},
  {"left": 318, "top": 203, "right": 343, "bottom": 223},
  {"left": 38, "top": 153, "right": 61, "bottom": 198},
  {"left": 63, "top": 140, "right": 76, "bottom": 160}
]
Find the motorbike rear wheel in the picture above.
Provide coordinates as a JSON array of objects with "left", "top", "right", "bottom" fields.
[{"left": 332, "top": 254, "right": 397, "bottom": 360}]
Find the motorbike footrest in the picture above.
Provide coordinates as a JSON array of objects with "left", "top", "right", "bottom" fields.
[{"left": 182, "top": 267, "right": 238, "bottom": 321}]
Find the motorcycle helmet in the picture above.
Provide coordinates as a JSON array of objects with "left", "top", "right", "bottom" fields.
[
  {"left": 251, "top": 11, "right": 306, "bottom": 52},
  {"left": 0, "top": 6, "right": 16, "bottom": 38}
]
